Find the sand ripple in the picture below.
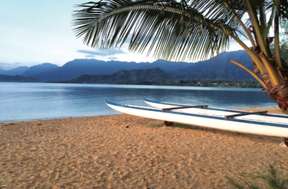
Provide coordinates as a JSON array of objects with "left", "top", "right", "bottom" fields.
[{"left": 0, "top": 115, "right": 287, "bottom": 189}]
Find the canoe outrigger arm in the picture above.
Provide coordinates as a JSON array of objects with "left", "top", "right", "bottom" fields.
[
  {"left": 225, "top": 111, "right": 268, "bottom": 119},
  {"left": 162, "top": 105, "right": 208, "bottom": 111}
]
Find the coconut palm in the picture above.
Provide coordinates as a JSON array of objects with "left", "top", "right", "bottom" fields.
[{"left": 73, "top": 0, "right": 288, "bottom": 112}]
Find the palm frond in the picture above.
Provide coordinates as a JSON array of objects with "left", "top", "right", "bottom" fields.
[{"left": 73, "top": 0, "right": 241, "bottom": 61}]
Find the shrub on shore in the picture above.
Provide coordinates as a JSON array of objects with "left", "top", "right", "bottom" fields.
[{"left": 228, "top": 165, "right": 288, "bottom": 189}]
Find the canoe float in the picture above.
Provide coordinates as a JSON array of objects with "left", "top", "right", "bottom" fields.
[
  {"left": 106, "top": 100, "right": 288, "bottom": 145},
  {"left": 144, "top": 98, "right": 288, "bottom": 126}
]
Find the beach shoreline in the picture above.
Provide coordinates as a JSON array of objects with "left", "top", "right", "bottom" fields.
[
  {"left": 0, "top": 109, "right": 287, "bottom": 188},
  {"left": 0, "top": 105, "right": 280, "bottom": 124}
]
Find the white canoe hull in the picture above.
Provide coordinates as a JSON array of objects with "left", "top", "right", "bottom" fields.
[
  {"left": 106, "top": 101, "right": 288, "bottom": 138},
  {"left": 144, "top": 98, "right": 288, "bottom": 126}
]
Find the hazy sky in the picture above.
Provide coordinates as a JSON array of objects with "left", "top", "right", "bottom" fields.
[{"left": 0, "top": 0, "right": 241, "bottom": 66}]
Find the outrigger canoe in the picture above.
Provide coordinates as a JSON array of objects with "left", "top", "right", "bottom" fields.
[
  {"left": 144, "top": 98, "right": 288, "bottom": 126},
  {"left": 106, "top": 100, "right": 288, "bottom": 145}
]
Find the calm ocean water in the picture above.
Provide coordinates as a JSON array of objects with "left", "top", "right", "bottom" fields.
[{"left": 0, "top": 82, "right": 275, "bottom": 122}]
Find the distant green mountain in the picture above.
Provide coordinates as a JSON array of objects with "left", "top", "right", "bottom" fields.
[
  {"left": 0, "top": 75, "right": 37, "bottom": 82},
  {"left": 0, "top": 66, "right": 29, "bottom": 76},
  {"left": 22, "top": 63, "right": 59, "bottom": 77},
  {"left": 0, "top": 50, "right": 254, "bottom": 83},
  {"left": 69, "top": 68, "right": 171, "bottom": 84},
  {"left": 68, "top": 68, "right": 260, "bottom": 88}
]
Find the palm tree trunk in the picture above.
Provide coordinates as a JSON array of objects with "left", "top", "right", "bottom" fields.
[
  {"left": 257, "top": 64, "right": 288, "bottom": 112},
  {"left": 259, "top": 57, "right": 288, "bottom": 112},
  {"left": 267, "top": 82, "right": 288, "bottom": 112},
  {"left": 232, "top": 54, "right": 288, "bottom": 113}
]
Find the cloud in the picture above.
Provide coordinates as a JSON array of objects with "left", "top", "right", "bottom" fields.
[
  {"left": 77, "top": 48, "right": 125, "bottom": 57},
  {"left": 76, "top": 48, "right": 155, "bottom": 62}
]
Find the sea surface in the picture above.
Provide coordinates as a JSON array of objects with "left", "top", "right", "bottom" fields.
[{"left": 0, "top": 82, "right": 276, "bottom": 122}]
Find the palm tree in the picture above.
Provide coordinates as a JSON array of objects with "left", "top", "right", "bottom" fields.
[{"left": 73, "top": 0, "right": 288, "bottom": 112}]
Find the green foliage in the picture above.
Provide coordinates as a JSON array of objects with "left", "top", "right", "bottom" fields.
[
  {"left": 227, "top": 165, "right": 288, "bottom": 189},
  {"left": 73, "top": 0, "right": 241, "bottom": 61},
  {"left": 281, "top": 43, "right": 288, "bottom": 61},
  {"left": 73, "top": 0, "right": 288, "bottom": 62},
  {"left": 280, "top": 19, "right": 288, "bottom": 61}
]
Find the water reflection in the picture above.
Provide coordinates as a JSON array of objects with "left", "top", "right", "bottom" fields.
[{"left": 0, "top": 82, "right": 275, "bottom": 122}]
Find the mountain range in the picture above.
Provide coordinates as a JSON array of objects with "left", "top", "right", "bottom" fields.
[{"left": 0, "top": 50, "right": 254, "bottom": 84}]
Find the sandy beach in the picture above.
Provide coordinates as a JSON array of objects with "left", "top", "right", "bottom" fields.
[{"left": 0, "top": 110, "right": 288, "bottom": 189}]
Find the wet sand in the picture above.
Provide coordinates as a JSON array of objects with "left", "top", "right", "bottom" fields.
[{"left": 0, "top": 108, "right": 288, "bottom": 189}]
